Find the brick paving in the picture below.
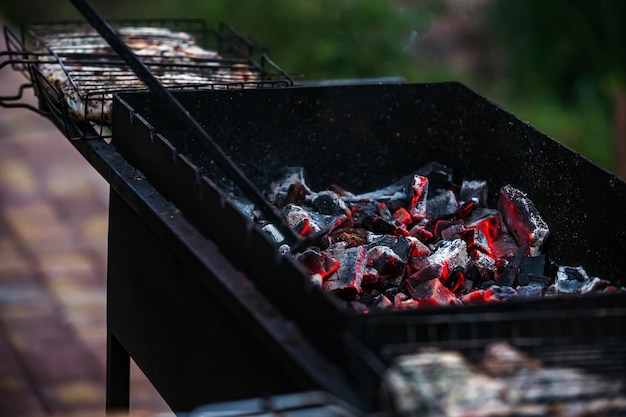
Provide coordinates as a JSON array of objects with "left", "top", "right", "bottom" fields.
[{"left": 0, "top": 23, "right": 172, "bottom": 417}]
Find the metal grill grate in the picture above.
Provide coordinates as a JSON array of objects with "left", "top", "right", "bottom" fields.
[{"left": 1, "top": 19, "right": 292, "bottom": 140}]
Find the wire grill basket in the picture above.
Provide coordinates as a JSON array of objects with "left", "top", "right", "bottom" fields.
[{"left": 0, "top": 18, "right": 292, "bottom": 140}]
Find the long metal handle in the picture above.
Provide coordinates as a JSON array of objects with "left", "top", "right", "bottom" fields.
[
  {"left": 68, "top": 0, "right": 305, "bottom": 247},
  {"left": 0, "top": 54, "right": 51, "bottom": 117}
]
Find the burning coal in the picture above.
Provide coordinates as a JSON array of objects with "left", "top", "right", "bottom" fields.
[{"left": 252, "top": 162, "right": 624, "bottom": 312}]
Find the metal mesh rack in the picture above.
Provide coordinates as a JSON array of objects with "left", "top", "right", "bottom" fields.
[{"left": 0, "top": 18, "right": 292, "bottom": 140}]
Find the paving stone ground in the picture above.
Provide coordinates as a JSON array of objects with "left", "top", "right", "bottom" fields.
[{"left": 0, "top": 27, "right": 173, "bottom": 417}]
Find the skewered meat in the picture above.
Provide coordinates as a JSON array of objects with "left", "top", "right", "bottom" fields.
[
  {"left": 383, "top": 342, "right": 626, "bottom": 417},
  {"left": 33, "top": 26, "right": 260, "bottom": 123}
]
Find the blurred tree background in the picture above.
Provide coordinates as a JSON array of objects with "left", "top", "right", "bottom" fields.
[{"left": 1, "top": 0, "right": 623, "bottom": 175}]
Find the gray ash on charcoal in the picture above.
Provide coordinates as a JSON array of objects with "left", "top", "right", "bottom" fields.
[{"left": 253, "top": 163, "right": 625, "bottom": 312}]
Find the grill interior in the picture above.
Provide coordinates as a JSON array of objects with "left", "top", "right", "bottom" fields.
[{"left": 112, "top": 83, "right": 626, "bottom": 411}]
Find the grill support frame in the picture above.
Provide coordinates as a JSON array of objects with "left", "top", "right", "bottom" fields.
[{"left": 63, "top": 136, "right": 367, "bottom": 414}]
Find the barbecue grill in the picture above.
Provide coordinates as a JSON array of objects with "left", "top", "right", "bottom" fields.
[{"left": 2, "top": 5, "right": 626, "bottom": 416}]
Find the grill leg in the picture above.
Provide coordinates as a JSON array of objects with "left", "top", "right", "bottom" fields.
[{"left": 106, "top": 332, "right": 130, "bottom": 414}]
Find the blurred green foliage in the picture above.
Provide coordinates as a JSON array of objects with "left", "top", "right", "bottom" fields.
[
  {"left": 0, "top": 0, "right": 620, "bottom": 170},
  {"left": 0, "top": 0, "right": 446, "bottom": 81},
  {"left": 486, "top": 0, "right": 625, "bottom": 170}
]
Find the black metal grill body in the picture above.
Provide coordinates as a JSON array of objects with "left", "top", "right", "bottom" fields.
[
  {"left": 60, "top": 138, "right": 365, "bottom": 413},
  {"left": 111, "top": 82, "right": 626, "bottom": 401}
]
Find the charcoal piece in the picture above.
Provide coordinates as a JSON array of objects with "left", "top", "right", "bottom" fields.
[
  {"left": 361, "top": 215, "right": 399, "bottom": 235},
  {"left": 441, "top": 267, "right": 466, "bottom": 294},
  {"left": 368, "top": 246, "right": 405, "bottom": 278},
  {"left": 603, "top": 286, "right": 625, "bottom": 294},
  {"left": 528, "top": 274, "right": 552, "bottom": 288},
  {"left": 460, "top": 278, "right": 475, "bottom": 294},
  {"left": 312, "top": 190, "right": 348, "bottom": 216},
  {"left": 392, "top": 207, "right": 412, "bottom": 226},
  {"left": 408, "top": 237, "right": 431, "bottom": 258},
  {"left": 498, "top": 185, "right": 550, "bottom": 256},
  {"left": 407, "top": 277, "right": 456, "bottom": 307},
  {"left": 483, "top": 285, "right": 518, "bottom": 302},
  {"left": 326, "top": 183, "right": 354, "bottom": 198},
  {"left": 407, "top": 263, "right": 442, "bottom": 284},
  {"left": 426, "top": 238, "right": 469, "bottom": 280},
  {"left": 408, "top": 225, "right": 434, "bottom": 243},
  {"left": 490, "top": 233, "right": 519, "bottom": 260},
  {"left": 415, "top": 161, "right": 455, "bottom": 190},
  {"left": 284, "top": 183, "right": 310, "bottom": 206},
  {"left": 371, "top": 293, "right": 393, "bottom": 311},
  {"left": 387, "top": 199, "right": 408, "bottom": 214},
  {"left": 393, "top": 296, "right": 421, "bottom": 310},
  {"left": 378, "top": 202, "right": 393, "bottom": 221},
  {"left": 494, "top": 244, "right": 527, "bottom": 287},
  {"left": 294, "top": 218, "right": 314, "bottom": 236},
  {"left": 479, "top": 280, "right": 498, "bottom": 290},
  {"left": 544, "top": 256, "right": 559, "bottom": 278},
  {"left": 460, "top": 180, "right": 488, "bottom": 207},
  {"left": 441, "top": 223, "right": 466, "bottom": 241},
  {"left": 406, "top": 255, "right": 428, "bottom": 277},
  {"left": 552, "top": 278, "right": 584, "bottom": 294},
  {"left": 516, "top": 282, "right": 544, "bottom": 298},
  {"left": 330, "top": 227, "right": 369, "bottom": 247},
  {"left": 494, "top": 257, "right": 508, "bottom": 274},
  {"left": 426, "top": 189, "right": 458, "bottom": 219},
  {"left": 518, "top": 254, "right": 546, "bottom": 286},
  {"left": 465, "top": 208, "right": 503, "bottom": 243},
  {"left": 295, "top": 248, "right": 340, "bottom": 279},
  {"left": 456, "top": 198, "right": 478, "bottom": 219},
  {"left": 267, "top": 166, "right": 312, "bottom": 207},
  {"left": 282, "top": 204, "right": 321, "bottom": 233},
  {"left": 365, "top": 234, "right": 398, "bottom": 250},
  {"left": 458, "top": 228, "right": 491, "bottom": 254},
  {"left": 358, "top": 290, "right": 375, "bottom": 305},
  {"left": 362, "top": 266, "right": 379, "bottom": 285},
  {"left": 433, "top": 219, "right": 459, "bottom": 239},
  {"left": 433, "top": 220, "right": 465, "bottom": 240},
  {"left": 408, "top": 174, "right": 429, "bottom": 221},
  {"left": 392, "top": 235, "right": 414, "bottom": 263},
  {"left": 307, "top": 210, "right": 344, "bottom": 232},
  {"left": 581, "top": 277, "right": 613, "bottom": 294},
  {"left": 344, "top": 176, "right": 408, "bottom": 203},
  {"left": 323, "top": 246, "right": 368, "bottom": 297},
  {"left": 468, "top": 250, "right": 495, "bottom": 284},
  {"left": 379, "top": 274, "right": 404, "bottom": 288},
  {"left": 348, "top": 300, "right": 369, "bottom": 314},
  {"left": 384, "top": 286, "right": 402, "bottom": 301},
  {"left": 561, "top": 265, "right": 587, "bottom": 281},
  {"left": 261, "top": 223, "right": 284, "bottom": 244},
  {"left": 460, "top": 289, "right": 485, "bottom": 304},
  {"left": 351, "top": 200, "right": 380, "bottom": 221},
  {"left": 465, "top": 264, "right": 483, "bottom": 283},
  {"left": 549, "top": 265, "right": 589, "bottom": 294}
]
